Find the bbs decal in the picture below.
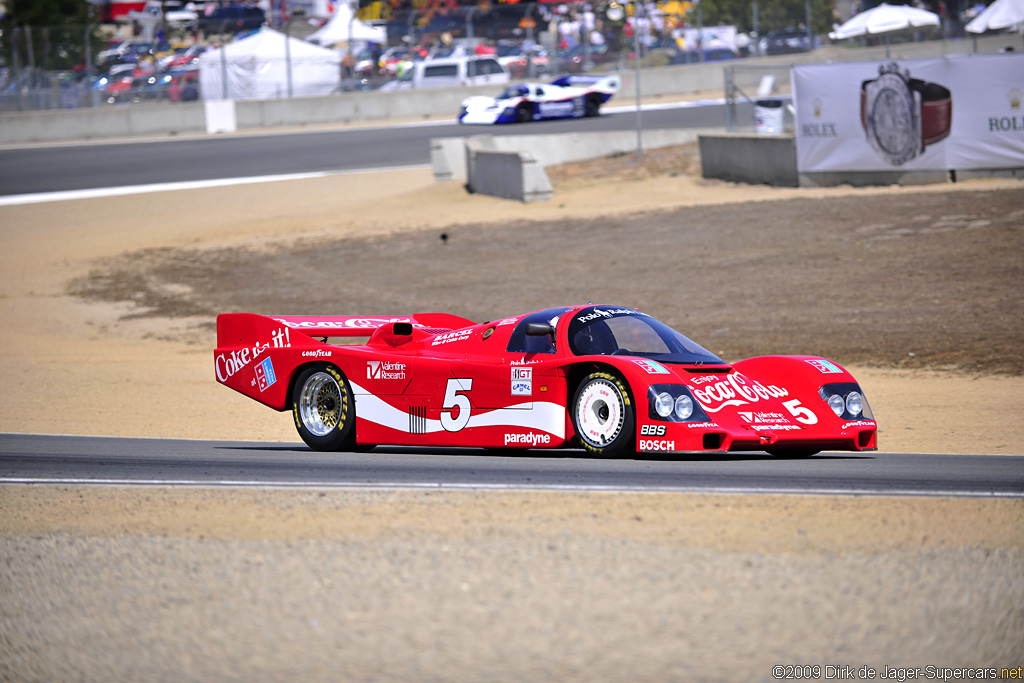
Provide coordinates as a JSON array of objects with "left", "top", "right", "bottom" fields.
[{"left": 640, "top": 425, "right": 666, "bottom": 436}]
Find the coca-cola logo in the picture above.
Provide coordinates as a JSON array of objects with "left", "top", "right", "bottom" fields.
[
  {"left": 215, "top": 341, "right": 269, "bottom": 382},
  {"left": 690, "top": 373, "right": 788, "bottom": 413}
]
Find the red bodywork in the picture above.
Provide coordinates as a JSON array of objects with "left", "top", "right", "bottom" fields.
[{"left": 215, "top": 306, "right": 877, "bottom": 454}]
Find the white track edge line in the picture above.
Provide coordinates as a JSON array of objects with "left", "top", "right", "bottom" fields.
[
  {"left": 0, "top": 478, "right": 1020, "bottom": 498},
  {"left": 0, "top": 164, "right": 428, "bottom": 206}
]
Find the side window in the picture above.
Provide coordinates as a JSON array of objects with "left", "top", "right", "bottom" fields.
[
  {"left": 482, "top": 59, "right": 503, "bottom": 75},
  {"left": 424, "top": 64, "right": 458, "bottom": 78},
  {"left": 506, "top": 308, "right": 572, "bottom": 355}
]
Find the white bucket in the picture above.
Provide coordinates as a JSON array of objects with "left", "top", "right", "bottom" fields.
[{"left": 754, "top": 99, "right": 784, "bottom": 135}]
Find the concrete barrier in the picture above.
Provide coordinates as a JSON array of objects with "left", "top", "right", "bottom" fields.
[
  {"left": 467, "top": 148, "right": 553, "bottom": 203},
  {"left": 436, "top": 128, "right": 707, "bottom": 184},
  {"left": 698, "top": 133, "right": 799, "bottom": 187},
  {"left": 699, "top": 133, "right": 1022, "bottom": 187}
]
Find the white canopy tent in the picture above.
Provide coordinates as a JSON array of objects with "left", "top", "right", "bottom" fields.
[
  {"left": 306, "top": 3, "right": 387, "bottom": 45},
  {"left": 966, "top": 0, "right": 1024, "bottom": 33},
  {"left": 198, "top": 28, "right": 342, "bottom": 101},
  {"left": 829, "top": 3, "right": 941, "bottom": 57}
]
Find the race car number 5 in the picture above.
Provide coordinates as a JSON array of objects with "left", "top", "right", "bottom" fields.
[
  {"left": 441, "top": 378, "right": 473, "bottom": 432},
  {"left": 782, "top": 399, "right": 818, "bottom": 425}
]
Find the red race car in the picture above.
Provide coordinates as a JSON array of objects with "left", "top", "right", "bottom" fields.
[{"left": 215, "top": 305, "right": 877, "bottom": 457}]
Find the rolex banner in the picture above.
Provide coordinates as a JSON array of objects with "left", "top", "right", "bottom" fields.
[{"left": 792, "top": 53, "right": 1024, "bottom": 173}]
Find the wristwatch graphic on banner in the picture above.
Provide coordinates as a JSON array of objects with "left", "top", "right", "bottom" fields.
[{"left": 860, "top": 62, "right": 952, "bottom": 166}]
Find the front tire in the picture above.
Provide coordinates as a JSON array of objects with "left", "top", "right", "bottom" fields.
[
  {"left": 292, "top": 364, "right": 356, "bottom": 451},
  {"left": 514, "top": 103, "right": 532, "bottom": 123},
  {"left": 584, "top": 95, "right": 601, "bottom": 117},
  {"left": 572, "top": 371, "right": 635, "bottom": 458}
]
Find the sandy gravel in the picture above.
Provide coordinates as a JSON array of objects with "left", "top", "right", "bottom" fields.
[
  {"left": 2, "top": 487, "right": 1022, "bottom": 681},
  {"left": 1, "top": 147, "right": 1022, "bottom": 680}
]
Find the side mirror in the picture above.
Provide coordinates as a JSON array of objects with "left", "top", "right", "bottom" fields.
[
  {"left": 525, "top": 323, "right": 554, "bottom": 336},
  {"left": 392, "top": 322, "right": 413, "bottom": 336}
]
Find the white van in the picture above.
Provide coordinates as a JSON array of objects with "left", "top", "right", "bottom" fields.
[{"left": 380, "top": 56, "right": 510, "bottom": 91}]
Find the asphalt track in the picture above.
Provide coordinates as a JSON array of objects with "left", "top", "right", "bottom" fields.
[
  {"left": 2, "top": 434, "right": 1022, "bottom": 497},
  {"left": 0, "top": 100, "right": 745, "bottom": 198}
]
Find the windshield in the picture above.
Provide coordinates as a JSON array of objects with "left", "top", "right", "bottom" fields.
[
  {"left": 566, "top": 306, "right": 724, "bottom": 364},
  {"left": 499, "top": 84, "right": 529, "bottom": 99}
]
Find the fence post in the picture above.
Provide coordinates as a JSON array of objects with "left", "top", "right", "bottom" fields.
[{"left": 724, "top": 65, "right": 736, "bottom": 132}]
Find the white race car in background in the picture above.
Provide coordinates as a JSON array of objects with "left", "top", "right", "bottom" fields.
[{"left": 458, "top": 75, "right": 620, "bottom": 124}]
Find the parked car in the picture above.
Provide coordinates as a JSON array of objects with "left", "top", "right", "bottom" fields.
[
  {"left": 759, "top": 29, "right": 811, "bottom": 55},
  {"left": 199, "top": 6, "right": 266, "bottom": 36},
  {"left": 555, "top": 44, "right": 617, "bottom": 74},
  {"left": 379, "top": 55, "right": 509, "bottom": 90},
  {"left": 495, "top": 41, "right": 549, "bottom": 78}
]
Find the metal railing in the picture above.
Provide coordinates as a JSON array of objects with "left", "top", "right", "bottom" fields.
[{"left": 723, "top": 63, "right": 794, "bottom": 132}]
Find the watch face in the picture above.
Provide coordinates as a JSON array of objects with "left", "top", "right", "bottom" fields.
[{"left": 864, "top": 71, "right": 920, "bottom": 166}]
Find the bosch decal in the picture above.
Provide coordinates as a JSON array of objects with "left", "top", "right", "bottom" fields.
[{"left": 638, "top": 440, "right": 675, "bottom": 452}]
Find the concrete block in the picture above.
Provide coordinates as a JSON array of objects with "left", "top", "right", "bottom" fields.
[
  {"left": 430, "top": 138, "right": 466, "bottom": 182},
  {"left": 433, "top": 128, "right": 704, "bottom": 183},
  {"left": 699, "top": 133, "right": 798, "bottom": 187},
  {"left": 205, "top": 100, "right": 237, "bottom": 134},
  {"left": 468, "top": 149, "right": 552, "bottom": 202}
]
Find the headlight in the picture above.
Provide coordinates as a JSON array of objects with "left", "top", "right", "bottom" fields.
[
  {"left": 827, "top": 394, "right": 845, "bottom": 416},
  {"left": 820, "top": 383, "right": 872, "bottom": 420},
  {"left": 846, "top": 391, "right": 863, "bottom": 417},
  {"left": 655, "top": 392, "right": 673, "bottom": 418},
  {"left": 674, "top": 395, "right": 693, "bottom": 420},
  {"left": 648, "top": 384, "right": 707, "bottom": 422}
]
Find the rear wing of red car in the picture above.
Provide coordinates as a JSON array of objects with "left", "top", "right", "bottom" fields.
[{"left": 267, "top": 313, "right": 474, "bottom": 337}]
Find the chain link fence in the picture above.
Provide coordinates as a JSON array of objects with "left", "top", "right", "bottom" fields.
[
  {"left": 1, "top": 7, "right": 740, "bottom": 114},
  {"left": 723, "top": 63, "right": 795, "bottom": 132}
]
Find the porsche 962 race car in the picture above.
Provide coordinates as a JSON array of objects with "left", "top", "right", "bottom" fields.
[
  {"left": 458, "top": 75, "right": 620, "bottom": 124},
  {"left": 215, "top": 305, "right": 878, "bottom": 458}
]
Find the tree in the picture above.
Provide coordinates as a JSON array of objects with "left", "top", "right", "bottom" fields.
[
  {"left": 1, "top": 0, "right": 102, "bottom": 73},
  {"left": 697, "top": 0, "right": 837, "bottom": 37}
]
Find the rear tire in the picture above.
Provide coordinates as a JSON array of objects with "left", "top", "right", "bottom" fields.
[
  {"left": 584, "top": 95, "right": 601, "bottom": 117},
  {"left": 572, "top": 370, "right": 635, "bottom": 458},
  {"left": 292, "top": 364, "right": 357, "bottom": 451},
  {"left": 515, "top": 103, "right": 532, "bottom": 123}
]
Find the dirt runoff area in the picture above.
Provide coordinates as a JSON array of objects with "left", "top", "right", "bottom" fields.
[{"left": 1, "top": 144, "right": 1022, "bottom": 680}]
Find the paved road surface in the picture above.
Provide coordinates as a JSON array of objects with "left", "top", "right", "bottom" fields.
[
  {"left": 0, "top": 101, "right": 743, "bottom": 197},
  {"left": 2, "top": 434, "right": 1022, "bottom": 496}
]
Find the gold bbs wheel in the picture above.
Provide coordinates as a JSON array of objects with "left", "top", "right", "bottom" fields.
[
  {"left": 291, "top": 364, "right": 356, "bottom": 451},
  {"left": 298, "top": 372, "right": 342, "bottom": 437}
]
